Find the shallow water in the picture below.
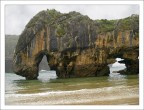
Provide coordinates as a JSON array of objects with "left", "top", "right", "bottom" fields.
[
  {"left": 5, "top": 71, "right": 139, "bottom": 105},
  {"left": 5, "top": 58, "right": 138, "bottom": 105}
]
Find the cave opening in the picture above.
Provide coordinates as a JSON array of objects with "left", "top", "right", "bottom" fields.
[
  {"left": 109, "top": 58, "right": 126, "bottom": 73},
  {"left": 37, "top": 54, "right": 57, "bottom": 82},
  {"left": 108, "top": 58, "right": 127, "bottom": 79}
]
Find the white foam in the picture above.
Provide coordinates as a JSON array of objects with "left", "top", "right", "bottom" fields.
[
  {"left": 38, "top": 71, "right": 57, "bottom": 82},
  {"left": 5, "top": 85, "right": 129, "bottom": 98},
  {"left": 112, "top": 62, "right": 126, "bottom": 68},
  {"left": 5, "top": 85, "right": 139, "bottom": 105}
]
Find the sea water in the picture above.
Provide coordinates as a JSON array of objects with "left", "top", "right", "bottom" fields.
[{"left": 5, "top": 59, "right": 139, "bottom": 105}]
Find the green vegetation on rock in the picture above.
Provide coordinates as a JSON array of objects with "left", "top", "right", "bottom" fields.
[
  {"left": 116, "top": 14, "right": 139, "bottom": 32},
  {"left": 55, "top": 24, "right": 66, "bottom": 37},
  {"left": 96, "top": 14, "right": 139, "bottom": 34},
  {"left": 96, "top": 19, "right": 116, "bottom": 34}
]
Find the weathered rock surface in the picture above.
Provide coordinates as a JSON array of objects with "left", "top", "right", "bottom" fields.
[
  {"left": 5, "top": 35, "right": 49, "bottom": 73},
  {"left": 13, "top": 10, "right": 139, "bottom": 79}
]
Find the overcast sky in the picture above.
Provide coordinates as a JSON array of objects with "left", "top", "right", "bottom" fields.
[{"left": 5, "top": 4, "right": 139, "bottom": 35}]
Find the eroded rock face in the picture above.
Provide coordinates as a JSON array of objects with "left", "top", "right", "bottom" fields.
[{"left": 13, "top": 10, "right": 139, "bottom": 79}]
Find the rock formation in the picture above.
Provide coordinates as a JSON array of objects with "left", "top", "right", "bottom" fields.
[{"left": 13, "top": 9, "right": 139, "bottom": 79}]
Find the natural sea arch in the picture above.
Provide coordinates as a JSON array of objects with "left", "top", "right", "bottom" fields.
[{"left": 13, "top": 10, "right": 139, "bottom": 80}]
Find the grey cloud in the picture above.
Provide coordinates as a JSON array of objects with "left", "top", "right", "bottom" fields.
[{"left": 5, "top": 4, "right": 139, "bottom": 35}]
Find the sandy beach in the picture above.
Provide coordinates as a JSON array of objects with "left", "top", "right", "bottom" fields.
[{"left": 5, "top": 85, "right": 139, "bottom": 105}]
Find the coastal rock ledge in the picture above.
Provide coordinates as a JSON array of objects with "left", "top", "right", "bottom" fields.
[{"left": 13, "top": 10, "right": 139, "bottom": 79}]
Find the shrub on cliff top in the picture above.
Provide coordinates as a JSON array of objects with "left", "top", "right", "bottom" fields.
[{"left": 96, "top": 19, "right": 116, "bottom": 34}]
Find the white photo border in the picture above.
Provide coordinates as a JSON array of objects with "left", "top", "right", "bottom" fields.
[{"left": 1, "top": 0, "right": 143, "bottom": 110}]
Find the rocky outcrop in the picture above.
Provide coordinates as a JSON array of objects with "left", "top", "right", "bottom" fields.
[
  {"left": 13, "top": 10, "right": 139, "bottom": 79},
  {"left": 5, "top": 35, "right": 50, "bottom": 73},
  {"left": 117, "top": 47, "right": 139, "bottom": 75}
]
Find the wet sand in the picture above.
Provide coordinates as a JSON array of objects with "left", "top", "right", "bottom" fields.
[{"left": 5, "top": 86, "right": 139, "bottom": 105}]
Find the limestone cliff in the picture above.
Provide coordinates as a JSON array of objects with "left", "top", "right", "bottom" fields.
[{"left": 13, "top": 9, "right": 139, "bottom": 79}]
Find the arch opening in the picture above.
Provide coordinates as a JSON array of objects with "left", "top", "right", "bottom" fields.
[
  {"left": 35, "top": 52, "right": 57, "bottom": 81},
  {"left": 108, "top": 58, "right": 127, "bottom": 80},
  {"left": 38, "top": 55, "right": 50, "bottom": 72}
]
